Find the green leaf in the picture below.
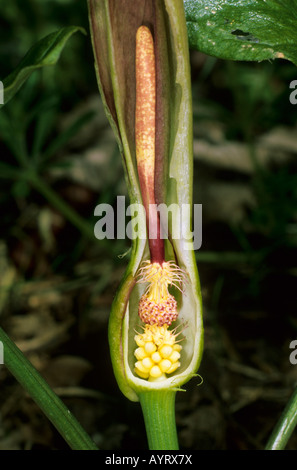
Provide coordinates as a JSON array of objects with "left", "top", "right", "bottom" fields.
[
  {"left": 1, "top": 26, "right": 86, "bottom": 108},
  {"left": 184, "top": 0, "right": 297, "bottom": 65}
]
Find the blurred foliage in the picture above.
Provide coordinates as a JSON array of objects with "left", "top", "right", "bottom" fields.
[
  {"left": 0, "top": 0, "right": 94, "bottom": 99},
  {"left": 0, "top": 0, "right": 113, "bottom": 274},
  {"left": 192, "top": 56, "right": 297, "bottom": 139},
  {"left": 192, "top": 53, "right": 297, "bottom": 247}
]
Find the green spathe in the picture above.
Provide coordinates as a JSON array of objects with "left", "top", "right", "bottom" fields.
[{"left": 88, "top": 0, "right": 203, "bottom": 402}]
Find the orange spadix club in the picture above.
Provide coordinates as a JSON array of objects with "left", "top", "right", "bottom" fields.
[
  {"left": 135, "top": 25, "right": 156, "bottom": 189},
  {"left": 134, "top": 26, "right": 186, "bottom": 380},
  {"left": 135, "top": 25, "right": 164, "bottom": 265}
]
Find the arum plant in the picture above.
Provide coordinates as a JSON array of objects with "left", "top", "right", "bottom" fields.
[{"left": 88, "top": 0, "right": 203, "bottom": 450}]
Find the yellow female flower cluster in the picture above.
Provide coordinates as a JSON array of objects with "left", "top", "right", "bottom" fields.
[
  {"left": 134, "top": 261, "right": 185, "bottom": 381},
  {"left": 134, "top": 324, "right": 182, "bottom": 380}
]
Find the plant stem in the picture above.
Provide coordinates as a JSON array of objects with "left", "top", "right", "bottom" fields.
[
  {"left": 0, "top": 327, "right": 98, "bottom": 450},
  {"left": 265, "top": 387, "right": 297, "bottom": 450},
  {"left": 139, "top": 390, "right": 179, "bottom": 450}
]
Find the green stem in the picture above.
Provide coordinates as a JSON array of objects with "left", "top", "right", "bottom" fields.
[
  {"left": 0, "top": 327, "right": 98, "bottom": 450},
  {"left": 265, "top": 387, "right": 297, "bottom": 450},
  {"left": 24, "top": 171, "right": 94, "bottom": 240},
  {"left": 139, "top": 390, "right": 179, "bottom": 450}
]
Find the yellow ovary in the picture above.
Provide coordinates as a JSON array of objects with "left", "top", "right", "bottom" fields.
[{"left": 134, "top": 324, "right": 182, "bottom": 381}]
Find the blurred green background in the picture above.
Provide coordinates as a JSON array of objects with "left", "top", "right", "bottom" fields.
[{"left": 0, "top": 0, "right": 297, "bottom": 450}]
